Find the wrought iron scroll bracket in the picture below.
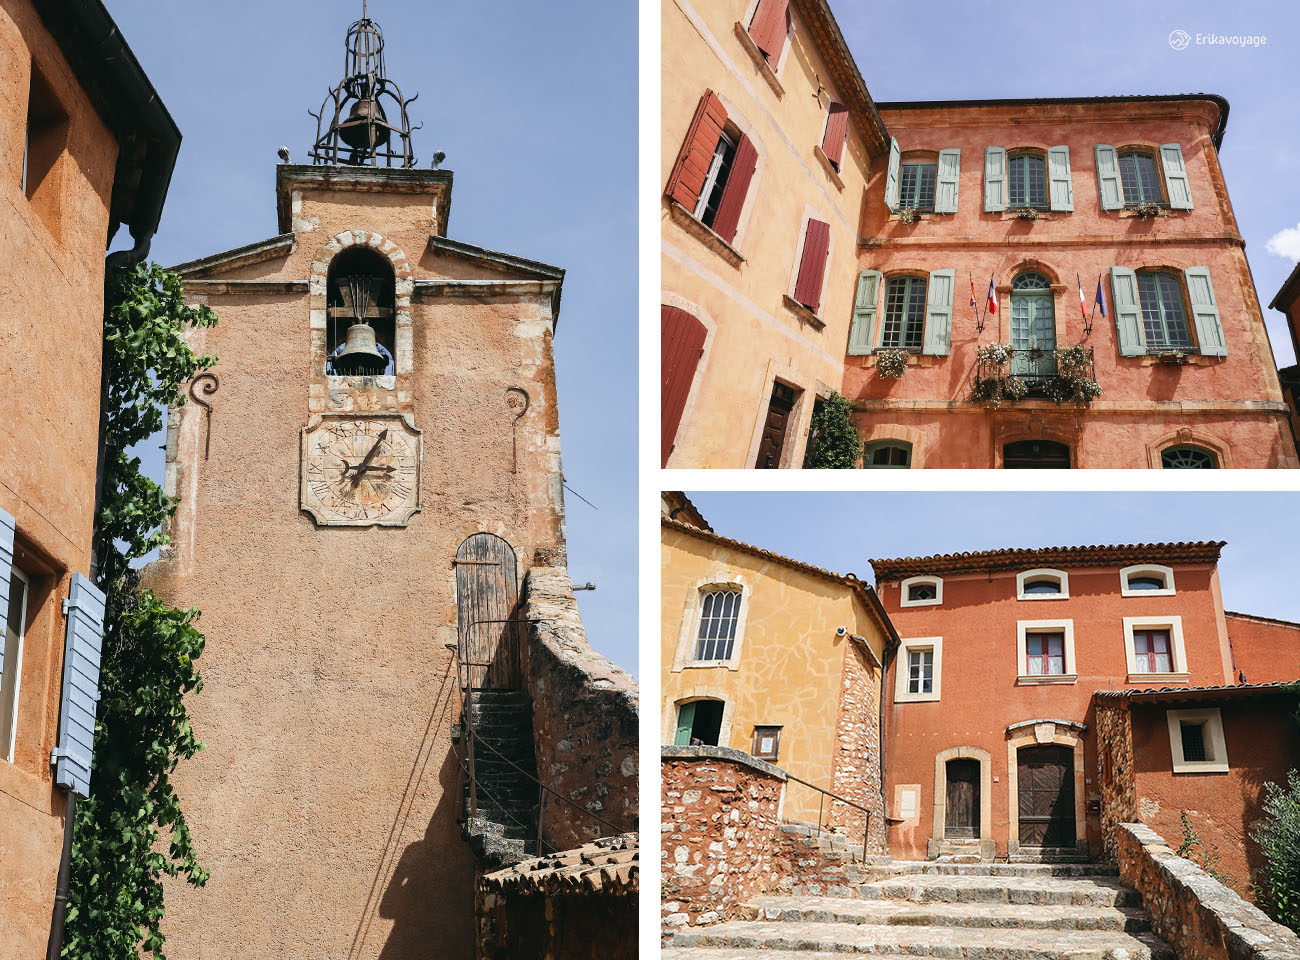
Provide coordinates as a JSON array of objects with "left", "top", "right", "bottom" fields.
[
  {"left": 188, "top": 373, "right": 220, "bottom": 460},
  {"left": 505, "top": 387, "right": 530, "bottom": 474}
]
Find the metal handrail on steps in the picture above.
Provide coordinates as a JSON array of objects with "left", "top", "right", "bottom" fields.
[{"left": 783, "top": 771, "right": 873, "bottom": 862}]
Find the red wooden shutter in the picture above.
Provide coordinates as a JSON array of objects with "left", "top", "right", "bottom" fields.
[
  {"left": 665, "top": 91, "right": 728, "bottom": 212},
  {"left": 748, "top": 0, "right": 790, "bottom": 64},
  {"left": 711, "top": 134, "right": 757, "bottom": 244},
  {"left": 662, "top": 305, "right": 708, "bottom": 466},
  {"left": 822, "top": 102, "right": 848, "bottom": 168},
  {"left": 793, "top": 219, "right": 830, "bottom": 313}
]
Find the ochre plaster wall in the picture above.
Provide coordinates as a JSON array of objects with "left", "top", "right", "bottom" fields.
[
  {"left": 1226, "top": 613, "right": 1300, "bottom": 683},
  {"left": 0, "top": 3, "right": 120, "bottom": 956},
  {"left": 144, "top": 172, "right": 568, "bottom": 960},
  {"left": 661, "top": 0, "right": 883, "bottom": 468},
  {"left": 845, "top": 101, "right": 1294, "bottom": 468},
  {"left": 661, "top": 525, "right": 887, "bottom": 827},
  {"left": 881, "top": 561, "right": 1233, "bottom": 861}
]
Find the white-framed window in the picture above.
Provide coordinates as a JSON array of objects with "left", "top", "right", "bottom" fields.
[
  {"left": 895, "top": 637, "right": 942, "bottom": 703},
  {"left": 692, "top": 128, "right": 739, "bottom": 227},
  {"left": 1, "top": 565, "right": 30, "bottom": 763},
  {"left": 1166, "top": 707, "right": 1228, "bottom": 773},
  {"left": 1016, "top": 619, "right": 1077, "bottom": 684},
  {"left": 1016, "top": 568, "right": 1069, "bottom": 600},
  {"left": 1120, "top": 564, "right": 1176, "bottom": 597},
  {"left": 1123, "top": 615, "right": 1189, "bottom": 681},
  {"left": 900, "top": 575, "right": 943, "bottom": 607},
  {"left": 692, "top": 587, "right": 743, "bottom": 663}
]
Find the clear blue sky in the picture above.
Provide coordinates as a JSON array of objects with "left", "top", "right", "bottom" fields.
[
  {"left": 687, "top": 491, "right": 1300, "bottom": 623},
  {"left": 108, "top": 1, "right": 637, "bottom": 672},
  {"left": 829, "top": 0, "right": 1300, "bottom": 364}
]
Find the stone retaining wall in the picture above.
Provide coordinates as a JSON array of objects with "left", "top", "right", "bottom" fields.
[{"left": 1115, "top": 822, "right": 1300, "bottom": 960}]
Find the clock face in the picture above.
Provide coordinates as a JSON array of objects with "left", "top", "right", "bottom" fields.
[{"left": 300, "top": 416, "right": 421, "bottom": 526}]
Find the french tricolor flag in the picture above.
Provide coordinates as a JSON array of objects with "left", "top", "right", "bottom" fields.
[
  {"left": 1078, "top": 274, "right": 1089, "bottom": 323},
  {"left": 1095, "top": 276, "right": 1108, "bottom": 318},
  {"left": 986, "top": 274, "right": 998, "bottom": 314}
]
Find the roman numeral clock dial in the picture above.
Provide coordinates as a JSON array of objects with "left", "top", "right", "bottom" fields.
[{"left": 300, "top": 415, "right": 422, "bottom": 526}]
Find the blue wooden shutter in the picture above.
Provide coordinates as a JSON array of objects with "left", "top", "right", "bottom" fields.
[
  {"left": 1161, "top": 143, "right": 1194, "bottom": 210},
  {"left": 0, "top": 509, "right": 13, "bottom": 681},
  {"left": 1185, "top": 266, "right": 1227, "bottom": 356},
  {"left": 674, "top": 702, "right": 696, "bottom": 745},
  {"left": 922, "top": 269, "right": 954, "bottom": 356},
  {"left": 1109, "top": 266, "right": 1145, "bottom": 356},
  {"left": 52, "top": 573, "right": 105, "bottom": 796},
  {"left": 1047, "top": 145, "right": 1074, "bottom": 211},
  {"left": 884, "top": 137, "right": 901, "bottom": 212},
  {"left": 935, "top": 148, "right": 961, "bottom": 214},
  {"left": 983, "top": 147, "right": 1006, "bottom": 212},
  {"left": 848, "top": 270, "right": 882, "bottom": 355},
  {"left": 1095, "top": 145, "right": 1122, "bottom": 210}
]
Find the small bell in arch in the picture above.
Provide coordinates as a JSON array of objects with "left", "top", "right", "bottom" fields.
[{"left": 330, "top": 276, "right": 388, "bottom": 376}]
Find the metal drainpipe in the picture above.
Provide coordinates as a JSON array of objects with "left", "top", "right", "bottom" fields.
[
  {"left": 878, "top": 643, "right": 893, "bottom": 854},
  {"left": 45, "top": 791, "right": 76, "bottom": 960}
]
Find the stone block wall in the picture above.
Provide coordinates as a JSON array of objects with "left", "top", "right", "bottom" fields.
[
  {"left": 829, "top": 640, "right": 888, "bottom": 854},
  {"left": 1094, "top": 697, "right": 1137, "bottom": 864},
  {"left": 1115, "top": 822, "right": 1300, "bottom": 960},
  {"left": 523, "top": 568, "right": 638, "bottom": 852}
]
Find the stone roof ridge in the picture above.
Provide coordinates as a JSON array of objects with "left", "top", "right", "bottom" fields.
[
  {"left": 662, "top": 515, "right": 864, "bottom": 588},
  {"left": 1093, "top": 680, "right": 1297, "bottom": 701},
  {"left": 871, "top": 540, "right": 1227, "bottom": 579},
  {"left": 479, "top": 834, "right": 639, "bottom": 894},
  {"left": 1225, "top": 609, "right": 1300, "bottom": 629}
]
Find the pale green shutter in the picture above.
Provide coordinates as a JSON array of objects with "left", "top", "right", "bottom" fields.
[
  {"left": 1184, "top": 266, "right": 1226, "bottom": 356},
  {"left": 1161, "top": 143, "right": 1194, "bottom": 210},
  {"left": 935, "top": 148, "right": 960, "bottom": 214},
  {"left": 848, "top": 270, "right": 882, "bottom": 355},
  {"left": 53, "top": 573, "right": 105, "bottom": 796},
  {"left": 984, "top": 147, "right": 1007, "bottom": 212},
  {"left": 884, "top": 137, "right": 901, "bottom": 212},
  {"left": 0, "top": 509, "right": 13, "bottom": 681},
  {"left": 1095, "top": 145, "right": 1122, "bottom": 210},
  {"left": 674, "top": 702, "right": 696, "bottom": 745},
  {"left": 1109, "top": 266, "right": 1144, "bottom": 356},
  {"left": 922, "top": 269, "right": 954, "bottom": 356},
  {"left": 1047, "top": 145, "right": 1073, "bottom": 211}
]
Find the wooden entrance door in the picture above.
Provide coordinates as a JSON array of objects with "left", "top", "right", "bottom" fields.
[
  {"left": 662, "top": 305, "right": 707, "bottom": 467},
  {"left": 1018, "top": 745, "right": 1075, "bottom": 847},
  {"left": 755, "top": 381, "right": 796, "bottom": 469},
  {"left": 1003, "top": 439, "right": 1071, "bottom": 469},
  {"left": 945, "top": 758, "right": 980, "bottom": 838},
  {"left": 454, "top": 533, "right": 522, "bottom": 691}
]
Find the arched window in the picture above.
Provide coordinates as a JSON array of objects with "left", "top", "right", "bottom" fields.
[
  {"left": 1161, "top": 444, "right": 1218, "bottom": 469},
  {"left": 1118, "top": 151, "right": 1163, "bottom": 206},
  {"left": 693, "top": 588, "right": 742, "bottom": 662},
  {"left": 882, "top": 275, "right": 927, "bottom": 350},
  {"left": 1120, "top": 564, "right": 1176, "bottom": 596},
  {"left": 1010, "top": 272, "right": 1056, "bottom": 378},
  {"left": 901, "top": 575, "right": 943, "bottom": 607},
  {"left": 1008, "top": 151, "right": 1047, "bottom": 209},
  {"left": 1017, "top": 568, "right": 1069, "bottom": 600},
  {"left": 864, "top": 440, "right": 912, "bottom": 468},
  {"left": 1003, "top": 439, "right": 1070, "bottom": 469},
  {"left": 326, "top": 246, "right": 396, "bottom": 376}
]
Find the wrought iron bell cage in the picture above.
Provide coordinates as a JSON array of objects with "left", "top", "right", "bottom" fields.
[{"left": 309, "top": 2, "right": 420, "bottom": 167}]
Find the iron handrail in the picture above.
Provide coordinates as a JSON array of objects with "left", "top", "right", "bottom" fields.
[{"left": 783, "top": 771, "right": 874, "bottom": 862}]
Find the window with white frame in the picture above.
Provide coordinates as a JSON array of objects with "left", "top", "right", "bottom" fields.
[
  {"left": 1166, "top": 707, "right": 1228, "bottom": 773},
  {"left": 895, "top": 637, "right": 942, "bottom": 703},
  {"left": 1016, "top": 568, "right": 1069, "bottom": 600},
  {"left": 1016, "top": 619, "right": 1077, "bottom": 683},
  {"left": 1120, "top": 564, "right": 1176, "bottom": 597},
  {"left": 900, "top": 575, "right": 942, "bottom": 607},
  {"left": 692, "top": 588, "right": 742, "bottom": 662},
  {"left": 1, "top": 565, "right": 29, "bottom": 763},
  {"left": 1123, "top": 616, "right": 1189, "bottom": 679}
]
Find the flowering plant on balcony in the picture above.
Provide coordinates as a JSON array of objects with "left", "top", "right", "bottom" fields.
[
  {"left": 1132, "top": 202, "right": 1166, "bottom": 219},
  {"left": 874, "top": 348, "right": 909, "bottom": 379},
  {"left": 1016, "top": 207, "right": 1041, "bottom": 221},
  {"left": 969, "top": 342, "right": 1027, "bottom": 409},
  {"left": 897, "top": 207, "right": 919, "bottom": 225},
  {"left": 1045, "top": 344, "right": 1103, "bottom": 406}
]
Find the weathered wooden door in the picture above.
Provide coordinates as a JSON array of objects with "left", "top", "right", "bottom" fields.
[
  {"left": 662, "top": 306, "right": 707, "bottom": 467},
  {"left": 945, "top": 758, "right": 980, "bottom": 839},
  {"left": 1003, "top": 439, "right": 1071, "bottom": 469},
  {"left": 1018, "top": 745, "right": 1075, "bottom": 846},
  {"left": 755, "top": 382, "right": 796, "bottom": 469},
  {"left": 454, "top": 533, "right": 521, "bottom": 690}
]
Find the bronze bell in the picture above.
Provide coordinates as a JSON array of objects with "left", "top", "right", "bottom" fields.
[
  {"left": 333, "top": 322, "right": 387, "bottom": 376},
  {"left": 339, "top": 97, "right": 391, "bottom": 150}
]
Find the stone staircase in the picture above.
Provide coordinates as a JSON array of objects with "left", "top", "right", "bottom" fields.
[
  {"left": 458, "top": 689, "right": 540, "bottom": 869},
  {"left": 663, "top": 861, "right": 1176, "bottom": 959}
]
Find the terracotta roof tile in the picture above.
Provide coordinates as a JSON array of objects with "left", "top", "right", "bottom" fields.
[
  {"left": 480, "top": 834, "right": 638, "bottom": 896},
  {"left": 1093, "top": 680, "right": 1297, "bottom": 703},
  {"left": 871, "top": 541, "right": 1225, "bottom": 580}
]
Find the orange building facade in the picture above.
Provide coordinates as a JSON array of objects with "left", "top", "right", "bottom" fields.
[
  {"left": 0, "top": 2, "right": 179, "bottom": 955},
  {"left": 872, "top": 542, "right": 1240, "bottom": 862},
  {"left": 1269, "top": 261, "right": 1300, "bottom": 460}
]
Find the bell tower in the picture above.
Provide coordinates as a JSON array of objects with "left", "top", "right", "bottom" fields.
[{"left": 145, "top": 3, "right": 579, "bottom": 956}]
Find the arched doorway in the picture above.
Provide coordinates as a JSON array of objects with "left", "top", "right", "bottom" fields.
[
  {"left": 1009, "top": 272, "right": 1056, "bottom": 380},
  {"left": 454, "top": 533, "right": 522, "bottom": 690},
  {"left": 1003, "top": 439, "right": 1071, "bottom": 469}
]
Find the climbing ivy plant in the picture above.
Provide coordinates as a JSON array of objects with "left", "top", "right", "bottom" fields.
[
  {"left": 806, "top": 391, "right": 862, "bottom": 469},
  {"left": 63, "top": 262, "right": 217, "bottom": 959}
]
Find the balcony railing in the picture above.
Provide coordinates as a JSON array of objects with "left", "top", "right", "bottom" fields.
[{"left": 971, "top": 344, "right": 1100, "bottom": 408}]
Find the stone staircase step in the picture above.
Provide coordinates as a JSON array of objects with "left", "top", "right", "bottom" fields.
[
  {"left": 742, "top": 896, "right": 1152, "bottom": 932},
  {"left": 867, "top": 861, "right": 1119, "bottom": 880},
  {"left": 855, "top": 874, "right": 1141, "bottom": 907},
  {"left": 670, "top": 919, "right": 1174, "bottom": 959}
]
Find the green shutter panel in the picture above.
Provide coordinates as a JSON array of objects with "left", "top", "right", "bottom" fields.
[
  {"left": 884, "top": 137, "right": 901, "bottom": 212},
  {"left": 53, "top": 573, "right": 105, "bottom": 796},
  {"left": 0, "top": 509, "right": 13, "bottom": 681},
  {"left": 1047, "top": 145, "right": 1074, "bottom": 212},
  {"left": 983, "top": 147, "right": 1007, "bottom": 212},
  {"left": 848, "top": 270, "right": 882, "bottom": 355},
  {"left": 935, "top": 148, "right": 961, "bottom": 214},
  {"left": 1161, "top": 143, "right": 1194, "bottom": 210},
  {"left": 1095, "top": 145, "right": 1122, "bottom": 210},
  {"left": 922, "top": 269, "right": 954, "bottom": 356},
  {"left": 1185, "top": 266, "right": 1227, "bottom": 356},
  {"left": 1109, "top": 266, "right": 1145, "bottom": 356},
  {"left": 674, "top": 702, "right": 696, "bottom": 746}
]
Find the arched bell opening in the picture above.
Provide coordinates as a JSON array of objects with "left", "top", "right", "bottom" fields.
[{"left": 326, "top": 246, "right": 396, "bottom": 376}]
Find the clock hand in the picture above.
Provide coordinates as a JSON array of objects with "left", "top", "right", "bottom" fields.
[{"left": 350, "top": 428, "right": 389, "bottom": 486}]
